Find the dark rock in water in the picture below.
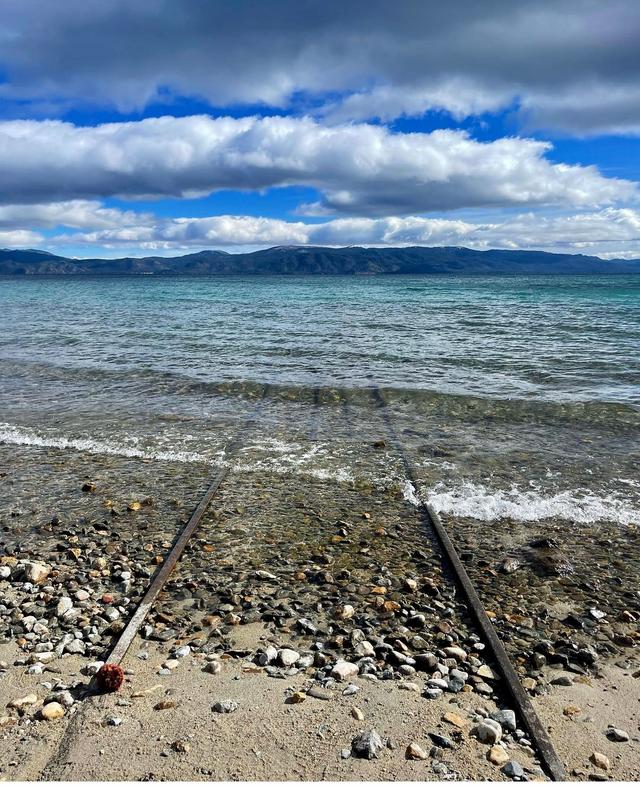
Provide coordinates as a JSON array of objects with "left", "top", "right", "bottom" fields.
[{"left": 351, "top": 729, "right": 384, "bottom": 759}]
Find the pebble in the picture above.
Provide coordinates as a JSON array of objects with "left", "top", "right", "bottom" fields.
[
  {"left": 551, "top": 674, "right": 573, "bottom": 686},
  {"left": 502, "top": 760, "right": 525, "bottom": 778},
  {"left": 278, "top": 648, "right": 300, "bottom": 667},
  {"left": 351, "top": 707, "right": 364, "bottom": 720},
  {"left": 41, "top": 702, "right": 65, "bottom": 720},
  {"left": 212, "top": 700, "right": 239, "bottom": 714},
  {"left": 351, "top": 729, "right": 384, "bottom": 759},
  {"left": 288, "top": 691, "right": 306, "bottom": 704},
  {"left": 162, "top": 659, "right": 180, "bottom": 671},
  {"left": 423, "top": 688, "right": 443, "bottom": 699},
  {"left": 428, "top": 732, "right": 454, "bottom": 749},
  {"left": 406, "top": 742, "right": 428, "bottom": 760},
  {"left": 606, "top": 727, "right": 629, "bottom": 742},
  {"left": 203, "top": 660, "right": 222, "bottom": 675},
  {"left": 474, "top": 718, "right": 502, "bottom": 744},
  {"left": 491, "top": 709, "right": 517, "bottom": 731},
  {"left": 590, "top": 752, "right": 610, "bottom": 771},
  {"left": 342, "top": 683, "right": 359, "bottom": 696},
  {"left": 9, "top": 693, "right": 38, "bottom": 709},
  {"left": 307, "top": 686, "right": 333, "bottom": 701},
  {"left": 488, "top": 745, "right": 510, "bottom": 766},
  {"left": 107, "top": 716, "right": 123, "bottom": 726},
  {"left": 332, "top": 660, "right": 359, "bottom": 681}
]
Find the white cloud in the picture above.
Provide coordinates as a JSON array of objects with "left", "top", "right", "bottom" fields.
[
  {"left": 47, "top": 207, "right": 640, "bottom": 259},
  {"left": 0, "top": 200, "right": 148, "bottom": 230},
  {"left": 0, "top": 229, "right": 43, "bottom": 246},
  {"left": 0, "top": 116, "right": 635, "bottom": 216}
]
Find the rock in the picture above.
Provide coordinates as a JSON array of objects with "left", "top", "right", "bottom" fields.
[
  {"left": 278, "top": 648, "right": 300, "bottom": 667},
  {"left": 563, "top": 704, "right": 581, "bottom": 717},
  {"left": 172, "top": 739, "right": 191, "bottom": 753},
  {"left": 398, "top": 681, "right": 420, "bottom": 692},
  {"left": 443, "top": 646, "right": 467, "bottom": 662},
  {"left": 154, "top": 700, "right": 177, "bottom": 710},
  {"left": 491, "top": 709, "right": 517, "bottom": 732},
  {"left": 332, "top": 660, "right": 359, "bottom": 681},
  {"left": 351, "top": 729, "right": 384, "bottom": 759},
  {"left": 477, "top": 664, "right": 497, "bottom": 681},
  {"left": 203, "top": 660, "right": 222, "bottom": 675},
  {"left": 41, "top": 702, "right": 65, "bottom": 720},
  {"left": 65, "top": 639, "right": 85, "bottom": 655},
  {"left": 351, "top": 707, "right": 364, "bottom": 720},
  {"left": 56, "top": 597, "right": 74, "bottom": 617},
  {"left": 308, "top": 686, "right": 333, "bottom": 701},
  {"left": 488, "top": 745, "right": 509, "bottom": 765},
  {"left": 24, "top": 562, "right": 50, "bottom": 583},
  {"left": 75, "top": 589, "right": 90, "bottom": 602},
  {"left": 51, "top": 690, "right": 74, "bottom": 708},
  {"left": 336, "top": 604, "right": 355, "bottom": 620},
  {"left": 474, "top": 718, "right": 502, "bottom": 744},
  {"left": 254, "top": 570, "right": 277, "bottom": 580},
  {"left": 288, "top": 691, "right": 306, "bottom": 704},
  {"left": 590, "top": 752, "right": 610, "bottom": 771},
  {"left": 107, "top": 716, "right": 123, "bottom": 726},
  {"left": 551, "top": 674, "right": 573, "bottom": 686},
  {"left": 502, "top": 760, "right": 525, "bottom": 778},
  {"left": 443, "top": 711, "right": 467, "bottom": 728},
  {"left": 423, "top": 688, "right": 443, "bottom": 699},
  {"left": 606, "top": 728, "right": 629, "bottom": 742},
  {"left": 354, "top": 641, "right": 375, "bottom": 657},
  {"left": 0, "top": 566, "right": 11, "bottom": 579},
  {"left": 212, "top": 700, "right": 239, "bottom": 714},
  {"left": 162, "top": 659, "right": 180, "bottom": 671},
  {"left": 9, "top": 693, "right": 39, "bottom": 710},
  {"left": 406, "top": 742, "right": 428, "bottom": 760},
  {"left": 428, "top": 732, "right": 454, "bottom": 749},
  {"left": 174, "top": 645, "right": 191, "bottom": 658},
  {"left": 522, "top": 677, "right": 537, "bottom": 691},
  {"left": 342, "top": 684, "right": 359, "bottom": 696}
]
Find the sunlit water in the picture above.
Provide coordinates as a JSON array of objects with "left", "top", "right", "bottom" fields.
[{"left": 1, "top": 274, "right": 639, "bottom": 524}]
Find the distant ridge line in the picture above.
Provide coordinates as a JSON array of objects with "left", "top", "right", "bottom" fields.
[{"left": 1, "top": 245, "right": 639, "bottom": 275}]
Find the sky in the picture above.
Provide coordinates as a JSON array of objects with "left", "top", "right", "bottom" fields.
[{"left": 1, "top": 0, "right": 640, "bottom": 259}]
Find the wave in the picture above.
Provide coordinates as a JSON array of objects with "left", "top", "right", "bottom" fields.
[
  {"left": 421, "top": 480, "right": 640, "bottom": 525},
  {"left": 0, "top": 422, "right": 211, "bottom": 465}
]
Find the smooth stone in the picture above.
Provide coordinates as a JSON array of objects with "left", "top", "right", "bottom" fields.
[
  {"left": 41, "top": 702, "right": 65, "bottom": 720},
  {"left": 9, "top": 693, "right": 38, "bottom": 709},
  {"left": 477, "top": 664, "right": 497, "bottom": 681},
  {"left": 308, "top": 686, "right": 333, "bottom": 701},
  {"left": 590, "top": 752, "right": 610, "bottom": 771},
  {"left": 423, "top": 688, "right": 443, "bottom": 699},
  {"left": 406, "top": 742, "right": 428, "bottom": 760},
  {"left": 278, "top": 648, "right": 300, "bottom": 667},
  {"left": 332, "top": 660, "right": 359, "bottom": 681},
  {"left": 606, "top": 728, "right": 629, "bottom": 742},
  {"left": 474, "top": 718, "right": 502, "bottom": 744}
]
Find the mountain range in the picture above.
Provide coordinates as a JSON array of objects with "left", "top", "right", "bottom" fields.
[{"left": 1, "top": 246, "right": 639, "bottom": 276}]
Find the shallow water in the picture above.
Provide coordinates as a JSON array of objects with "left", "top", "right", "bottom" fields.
[{"left": 0, "top": 273, "right": 639, "bottom": 526}]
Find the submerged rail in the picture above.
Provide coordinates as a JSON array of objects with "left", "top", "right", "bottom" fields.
[
  {"left": 103, "top": 387, "right": 270, "bottom": 668},
  {"left": 370, "top": 387, "right": 566, "bottom": 782}
]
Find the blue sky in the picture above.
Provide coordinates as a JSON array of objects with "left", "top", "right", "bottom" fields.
[{"left": 0, "top": 0, "right": 639, "bottom": 259}]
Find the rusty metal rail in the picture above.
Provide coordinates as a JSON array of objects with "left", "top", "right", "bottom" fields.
[
  {"left": 103, "top": 387, "right": 269, "bottom": 668},
  {"left": 370, "top": 386, "right": 566, "bottom": 782}
]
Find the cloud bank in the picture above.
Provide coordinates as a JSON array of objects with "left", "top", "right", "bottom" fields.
[
  {"left": 0, "top": 116, "right": 635, "bottom": 215},
  {"left": 2, "top": 0, "right": 640, "bottom": 134}
]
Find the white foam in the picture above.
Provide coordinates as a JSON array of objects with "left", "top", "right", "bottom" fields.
[
  {"left": 423, "top": 480, "right": 640, "bottom": 525},
  {"left": 0, "top": 422, "right": 210, "bottom": 465}
]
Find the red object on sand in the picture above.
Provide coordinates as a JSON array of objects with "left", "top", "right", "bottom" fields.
[{"left": 96, "top": 663, "right": 124, "bottom": 692}]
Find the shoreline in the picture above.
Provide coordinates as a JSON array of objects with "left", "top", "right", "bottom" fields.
[{"left": 1, "top": 442, "right": 638, "bottom": 781}]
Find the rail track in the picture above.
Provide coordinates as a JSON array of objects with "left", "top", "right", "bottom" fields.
[{"left": 44, "top": 384, "right": 565, "bottom": 780}]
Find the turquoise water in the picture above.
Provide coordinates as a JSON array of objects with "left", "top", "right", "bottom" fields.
[{"left": 1, "top": 274, "right": 639, "bottom": 524}]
